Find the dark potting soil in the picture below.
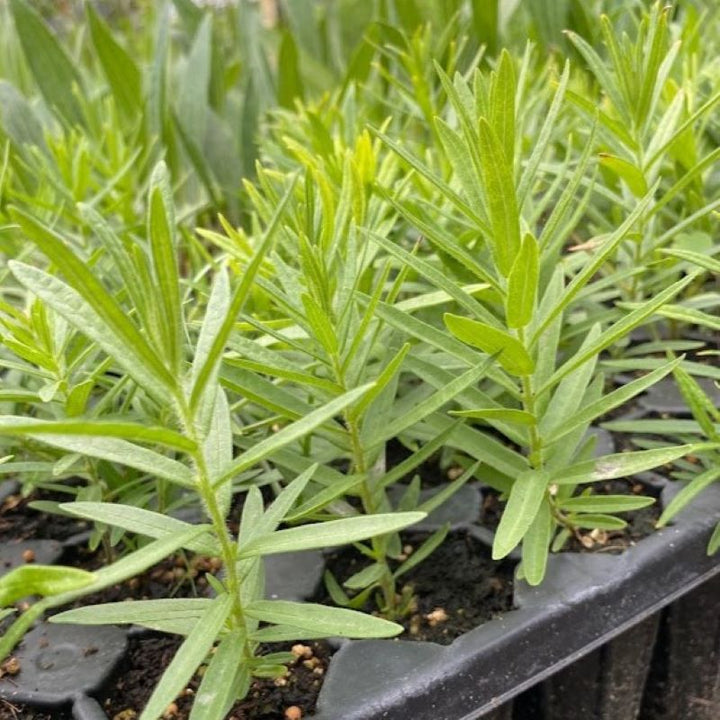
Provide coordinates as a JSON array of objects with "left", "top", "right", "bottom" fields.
[
  {"left": 98, "top": 633, "right": 331, "bottom": 720},
  {"left": 480, "top": 478, "right": 662, "bottom": 554},
  {"left": 319, "top": 531, "right": 516, "bottom": 645},
  {"left": 0, "top": 703, "right": 70, "bottom": 720},
  {"left": 0, "top": 490, "right": 89, "bottom": 544}
]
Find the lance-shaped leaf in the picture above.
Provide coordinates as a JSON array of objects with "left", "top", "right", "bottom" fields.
[
  {"left": 598, "top": 154, "right": 648, "bottom": 197},
  {"left": 140, "top": 594, "right": 233, "bottom": 720},
  {"left": 86, "top": 2, "right": 142, "bottom": 120},
  {"left": 61, "top": 502, "right": 219, "bottom": 554},
  {"left": 506, "top": 233, "right": 538, "bottom": 329},
  {"left": 521, "top": 498, "right": 552, "bottom": 586},
  {"left": 0, "top": 566, "right": 95, "bottom": 606},
  {"left": 51, "top": 598, "right": 212, "bottom": 630},
  {"left": 493, "top": 469, "right": 550, "bottom": 559},
  {"left": 245, "top": 600, "right": 403, "bottom": 638},
  {"left": 555, "top": 445, "right": 712, "bottom": 485},
  {"left": 14, "top": 432, "right": 194, "bottom": 486},
  {"left": 489, "top": 49, "right": 516, "bottom": 169},
  {"left": 10, "top": 0, "right": 85, "bottom": 127},
  {"left": 478, "top": 117, "right": 521, "bottom": 276},
  {"left": 445, "top": 314, "right": 533, "bottom": 376},
  {"left": 238, "top": 512, "right": 425, "bottom": 558},
  {"left": 148, "top": 163, "right": 182, "bottom": 373},
  {"left": 214, "top": 384, "right": 373, "bottom": 487},
  {"left": 557, "top": 495, "right": 655, "bottom": 513}
]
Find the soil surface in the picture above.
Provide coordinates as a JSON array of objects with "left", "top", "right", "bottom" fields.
[
  {"left": 0, "top": 704, "right": 69, "bottom": 720},
  {"left": 320, "top": 530, "right": 516, "bottom": 645},
  {"left": 0, "top": 489, "right": 89, "bottom": 544},
  {"left": 99, "top": 634, "right": 331, "bottom": 720}
]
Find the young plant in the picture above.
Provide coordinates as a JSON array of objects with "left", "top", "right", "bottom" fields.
[
  {"left": 201, "top": 140, "right": 490, "bottom": 620},
  {"left": 0, "top": 163, "right": 425, "bottom": 719},
  {"left": 370, "top": 49, "right": 706, "bottom": 584}
]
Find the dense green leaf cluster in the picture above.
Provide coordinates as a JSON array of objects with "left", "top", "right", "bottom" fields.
[{"left": 0, "top": 1, "right": 718, "bottom": 718}]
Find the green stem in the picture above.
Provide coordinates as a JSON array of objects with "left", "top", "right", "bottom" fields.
[
  {"left": 334, "top": 354, "right": 397, "bottom": 616},
  {"left": 517, "top": 327, "right": 543, "bottom": 469},
  {"left": 177, "top": 400, "right": 246, "bottom": 633}
]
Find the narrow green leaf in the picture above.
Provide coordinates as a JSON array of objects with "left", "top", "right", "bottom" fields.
[
  {"left": 541, "top": 274, "right": 694, "bottom": 394},
  {"left": 178, "top": 13, "right": 212, "bottom": 144},
  {"left": 493, "top": 469, "right": 550, "bottom": 559},
  {"left": 451, "top": 408, "right": 536, "bottom": 426},
  {"left": 478, "top": 118, "right": 521, "bottom": 276},
  {"left": 435, "top": 117, "right": 485, "bottom": 214},
  {"left": 506, "top": 233, "right": 538, "bottom": 329},
  {"left": 61, "top": 502, "right": 218, "bottom": 555},
  {"left": 366, "top": 231, "right": 493, "bottom": 321},
  {"left": 517, "top": 62, "right": 569, "bottom": 207},
  {"left": 215, "top": 384, "right": 373, "bottom": 487},
  {"left": 539, "top": 324, "right": 601, "bottom": 437},
  {"left": 657, "top": 467, "right": 720, "bottom": 528},
  {"left": 277, "top": 30, "right": 304, "bottom": 108},
  {"left": 490, "top": 49, "right": 516, "bottom": 168},
  {"left": 371, "top": 128, "right": 489, "bottom": 231},
  {"left": 558, "top": 495, "right": 655, "bottom": 513},
  {"left": 190, "top": 179, "right": 297, "bottom": 412},
  {"left": 238, "top": 512, "right": 425, "bottom": 558},
  {"left": 9, "top": 237, "right": 176, "bottom": 401},
  {"left": 2, "top": 527, "right": 209, "bottom": 659},
  {"left": 148, "top": 163, "right": 182, "bottom": 372},
  {"left": 51, "top": 598, "right": 212, "bottom": 627},
  {"left": 343, "top": 563, "right": 385, "bottom": 590},
  {"left": 544, "top": 359, "right": 682, "bottom": 445},
  {"left": 257, "top": 464, "right": 317, "bottom": 536},
  {"left": 367, "top": 358, "right": 497, "bottom": 449},
  {"left": 660, "top": 248, "right": 720, "bottom": 275},
  {"left": 20, "top": 433, "right": 194, "bottom": 487},
  {"left": 556, "top": 445, "right": 709, "bottom": 485},
  {"left": 301, "top": 293, "right": 338, "bottom": 357},
  {"left": 245, "top": 600, "right": 403, "bottom": 638},
  {"left": 445, "top": 314, "right": 534, "bottom": 376},
  {"left": 86, "top": 3, "right": 142, "bottom": 120},
  {"left": 531, "top": 184, "right": 657, "bottom": 346},
  {"left": 707, "top": 522, "right": 720, "bottom": 555},
  {"left": 521, "top": 498, "right": 551, "bottom": 586},
  {"left": 10, "top": 0, "right": 85, "bottom": 127},
  {"left": 598, "top": 154, "right": 648, "bottom": 197},
  {"left": 191, "top": 631, "right": 247, "bottom": 720},
  {"left": 284, "top": 472, "right": 364, "bottom": 522},
  {"left": 393, "top": 524, "right": 449, "bottom": 580},
  {"left": 350, "top": 343, "right": 410, "bottom": 420},
  {"left": 377, "top": 422, "right": 461, "bottom": 492},
  {"left": 0, "top": 566, "right": 95, "bottom": 606},
  {"left": 140, "top": 595, "right": 233, "bottom": 720}
]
